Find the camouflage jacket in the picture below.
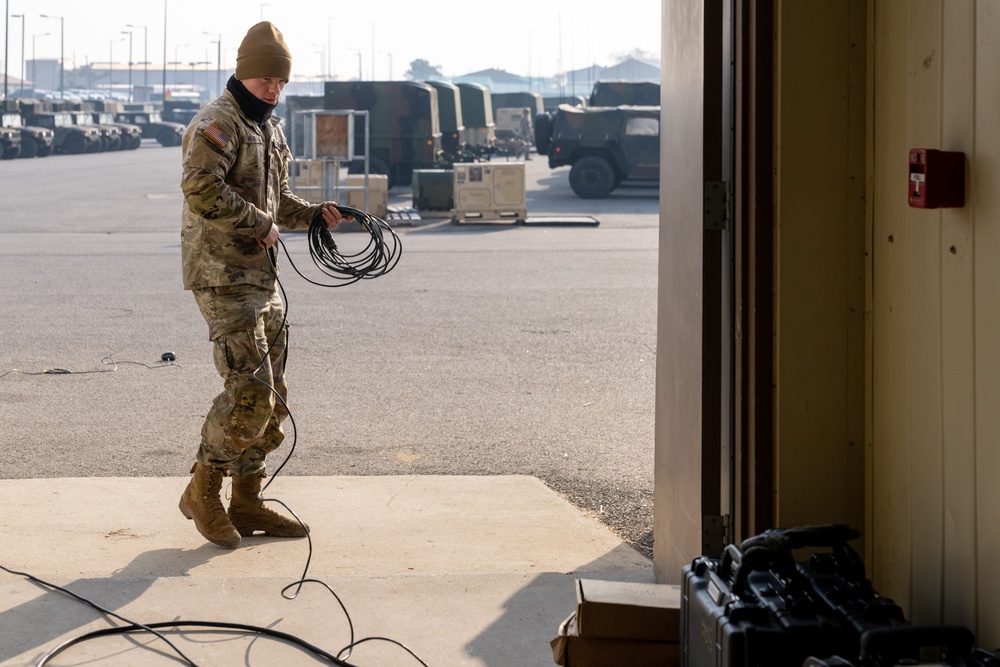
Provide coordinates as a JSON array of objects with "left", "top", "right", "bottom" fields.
[{"left": 181, "top": 89, "right": 320, "bottom": 291}]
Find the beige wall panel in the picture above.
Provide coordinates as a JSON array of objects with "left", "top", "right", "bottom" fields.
[
  {"left": 939, "top": 0, "right": 977, "bottom": 633},
  {"left": 902, "top": 0, "right": 946, "bottom": 627},
  {"left": 773, "top": 0, "right": 866, "bottom": 534},
  {"left": 871, "top": 0, "right": 913, "bottom": 611},
  {"left": 974, "top": 3, "right": 1000, "bottom": 648},
  {"left": 654, "top": 0, "right": 705, "bottom": 584}
]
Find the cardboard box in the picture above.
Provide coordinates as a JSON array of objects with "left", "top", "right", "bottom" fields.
[
  {"left": 551, "top": 612, "right": 680, "bottom": 667},
  {"left": 575, "top": 579, "right": 681, "bottom": 642}
]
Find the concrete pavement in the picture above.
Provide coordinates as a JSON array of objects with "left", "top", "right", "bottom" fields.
[{"left": 0, "top": 475, "right": 655, "bottom": 666}]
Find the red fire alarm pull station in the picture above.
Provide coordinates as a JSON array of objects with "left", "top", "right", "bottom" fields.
[{"left": 908, "top": 148, "right": 965, "bottom": 209}]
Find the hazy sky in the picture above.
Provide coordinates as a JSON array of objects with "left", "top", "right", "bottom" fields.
[{"left": 4, "top": 0, "right": 662, "bottom": 80}]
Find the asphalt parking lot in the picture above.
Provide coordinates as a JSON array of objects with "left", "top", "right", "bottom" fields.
[{"left": 0, "top": 140, "right": 660, "bottom": 558}]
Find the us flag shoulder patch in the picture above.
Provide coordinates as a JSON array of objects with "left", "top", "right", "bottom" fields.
[{"left": 202, "top": 123, "right": 230, "bottom": 148}]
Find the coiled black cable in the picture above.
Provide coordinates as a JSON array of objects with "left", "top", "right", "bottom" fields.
[{"left": 281, "top": 205, "right": 401, "bottom": 287}]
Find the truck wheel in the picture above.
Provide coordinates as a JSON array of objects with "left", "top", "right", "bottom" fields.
[
  {"left": 19, "top": 137, "right": 38, "bottom": 159},
  {"left": 64, "top": 133, "right": 87, "bottom": 155},
  {"left": 2, "top": 144, "right": 21, "bottom": 159},
  {"left": 36, "top": 143, "right": 53, "bottom": 157},
  {"left": 534, "top": 112, "right": 552, "bottom": 154},
  {"left": 157, "top": 129, "right": 178, "bottom": 147},
  {"left": 569, "top": 156, "right": 617, "bottom": 199}
]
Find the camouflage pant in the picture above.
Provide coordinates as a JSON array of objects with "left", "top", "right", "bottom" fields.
[{"left": 192, "top": 284, "right": 289, "bottom": 477}]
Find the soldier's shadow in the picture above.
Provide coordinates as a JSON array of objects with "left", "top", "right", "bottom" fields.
[{"left": 1, "top": 546, "right": 222, "bottom": 664}]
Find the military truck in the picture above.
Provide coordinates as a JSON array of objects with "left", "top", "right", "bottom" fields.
[
  {"left": 92, "top": 100, "right": 142, "bottom": 150},
  {"left": 20, "top": 102, "right": 103, "bottom": 155},
  {"left": 163, "top": 98, "right": 200, "bottom": 125},
  {"left": 323, "top": 80, "right": 442, "bottom": 188},
  {"left": 490, "top": 91, "right": 544, "bottom": 118},
  {"left": 588, "top": 80, "right": 661, "bottom": 107},
  {"left": 0, "top": 103, "right": 53, "bottom": 158},
  {"left": 535, "top": 104, "right": 660, "bottom": 199},
  {"left": 114, "top": 106, "right": 185, "bottom": 146},
  {"left": 68, "top": 108, "right": 119, "bottom": 152},
  {"left": 0, "top": 121, "right": 21, "bottom": 159},
  {"left": 456, "top": 82, "right": 495, "bottom": 159},
  {"left": 542, "top": 94, "right": 587, "bottom": 112},
  {"left": 493, "top": 107, "right": 532, "bottom": 158},
  {"left": 424, "top": 80, "right": 473, "bottom": 164}
]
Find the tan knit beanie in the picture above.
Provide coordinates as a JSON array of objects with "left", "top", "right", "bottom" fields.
[{"left": 235, "top": 21, "right": 292, "bottom": 80}]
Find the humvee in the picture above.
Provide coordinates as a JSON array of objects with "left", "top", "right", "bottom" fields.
[
  {"left": 115, "top": 107, "right": 184, "bottom": 147},
  {"left": 535, "top": 104, "right": 660, "bottom": 199},
  {"left": 69, "top": 110, "right": 120, "bottom": 152},
  {"left": 588, "top": 80, "right": 661, "bottom": 107},
  {"left": 20, "top": 108, "right": 103, "bottom": 155},
  {"left": 0, "top": 123, "right": 20, "bottom": 159},
  {"left": 0, "top": 109, "right": 53, "bottom": 158}
]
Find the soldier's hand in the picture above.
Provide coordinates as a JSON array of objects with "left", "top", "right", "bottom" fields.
[
  {"left": 258, "top": 223, "right": 280, "bottom": 248},
  {"left": 321, "top": 201, "right": 351, "bottom": 230}
]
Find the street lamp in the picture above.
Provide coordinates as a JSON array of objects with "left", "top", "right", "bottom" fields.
[
  {"left": 126, "top": 23, "right": 147, "bottom": 93},
  {"left": 38, "top": 13, "right": 63, "bottom": 98},
  {"left": 32, "top": 32, "right": 50, "bottom": 93},
  {"left": 380, "top": 50, "right": 393, "bottom": 81},
  {"left": 173, "top": 43, "right": 187, "bottom": 87},
  {"left": 11, "top": 13, "right": 24, "bottom": 96},
  {"left": 259, "top": 4, "right": 268, "bottom": 21},
  {"left": 121, "top": 29, "right": 133, "bottom": 102},
  {"left": 349, "top": 48, "right": 361, "bottom": 81},
  {"left": 109, "top": 37, "right": 124, "bottom": 96},
  {"left": 203, "top": 31, "right": 220, "bottom": 99},
  {"left": 312, "top": 43, "right": 325, "bottom": 79}
]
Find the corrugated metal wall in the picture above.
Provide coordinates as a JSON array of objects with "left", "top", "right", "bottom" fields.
[{"left": 871, "top": 0, "right": 999, "bottom": 645}]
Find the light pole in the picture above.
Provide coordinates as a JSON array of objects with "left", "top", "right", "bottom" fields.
[
  {"left": 4, "top": 0, "right": 8, "bottom": 97},
  {"left": 312, "top": 43, "right": 325, "bottom": 79},
  {"left": 327, "top": 17, "right": 334, "bottom": 80},
  {"left": 109, "top": 37, "right": 124, "bottom": 96},
  {"left": 349, "top": 48, "right": 361, "bottom": 81},
  {"left": 121, "top": 29, "right": 133, "bottom": 102},
  {"left": 380, "top": 50, "right": 393, "bottom": 80},
  {"left": 126, "top": 24, "right": 147, "bottom": 93},
  {"left": 173, "top": 43, "right": 186, "bottom": 87},
  {"left": 259, "top": 4, "right": 268, "bottom": 21},
  {"left": 32, "top": 32, "right": 49, "bottom": 93},
  {"left": 203, "top": 31, "right": 220, "bottom": 99},
  {"left": 11, "top": 13, "right": 24, "bottom": 95},
  {"left": 370, "top": 23, "right": 376, "bottom": 81},
  {"left": 39, "top": 13, "right": 63, "bottom": 98}
]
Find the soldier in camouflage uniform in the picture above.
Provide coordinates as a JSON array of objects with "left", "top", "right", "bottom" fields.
[{"left": 178, "top": 21, "right": 346, "bottom": 548}]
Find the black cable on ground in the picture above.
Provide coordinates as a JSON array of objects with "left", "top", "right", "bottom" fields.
[{"left": 1, "top": 208, "right": 424, "bottom": 666}]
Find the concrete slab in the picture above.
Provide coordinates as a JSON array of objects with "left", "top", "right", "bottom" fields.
[{"left": 0, "top": 475, "right": 654, "bottom": 666}]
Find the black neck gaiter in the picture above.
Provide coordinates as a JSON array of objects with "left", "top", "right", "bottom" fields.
[{"left": 227, "top": 75, "right": 275, "bottom": 124}]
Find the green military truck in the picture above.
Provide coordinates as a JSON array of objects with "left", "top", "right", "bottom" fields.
[
  {"left": 490, "top": 91, "right": 544, "bottom": 118},
  {"left": 323, "top": 80, "right": 442, "bottom": 188},
  {"left": 0, "top": 105, "right": 53, "bottom": 158},
  {"left": 20, "top": 101, "right": 103, "bottom": 155},
  {"left": 115, "top": 105, "right": 185, "bottom": 147},
  {"left": 456, "top": 82, "right": 495, "bottom": 160},
  {"left": 0, "top": 121, "right": 20, "bottom": 159},
  {"left": 66, "top": 105, "right": 120, "bottom": 152},
  {"left": 424, "top": 80, "right": 473, "bottom": 164},
  {"left": 588, "top": 80, "right": 661, "bottom": 107},
  {"left": 535, "top": 104, "right": 660, "bottom": 199},
  {"left": 92, "top": 100, "right": 142, "bottom": 150}
]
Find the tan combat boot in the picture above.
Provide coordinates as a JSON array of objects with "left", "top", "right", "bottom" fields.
[
  {"left": 179, "top": 462, "right": 241, "bottom": 548},
  {"left": 228, "top": 472, "right": 309, "bottom": 538}
]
